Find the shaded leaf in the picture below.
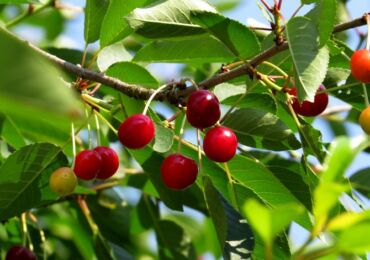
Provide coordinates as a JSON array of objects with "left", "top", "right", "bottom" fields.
[
  {"left": 97, "top": 42, "right": 132, "bottom": 72},
  {"left": 153, "top": 124, "right": 174, "bottom": 153},
  {"left": 350, "top": 168, "right": 370, "bottom": 198},
  {"left": 0, "top": 143, "right": 67, "bottom": 221},
  {"left": 84, "top": 0, "right": 109, "bottom": 43},
  {"left": 223, "top": 108, "right": 300, "bottom": 151}
]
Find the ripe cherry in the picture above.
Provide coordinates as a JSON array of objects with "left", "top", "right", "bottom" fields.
[
  {"left": 6, "top": 246, "right": 36, "bottom": 260},
  {"left": 203, "top": 126, "right": 238, "bottom": 162},
  {"left": 118, "top": 114, "right": 155, "bottom": 149},
  {"left": 359, "top": 106, "right": 370, "bottom": 135},
  {"left": 289, "top": 85, "right": 328, "bottom": 117},
  {"left": 49, "top": 167, "right": 77, "bottom": 196},
  {"left": 74, "top": 150, "right": 102, "bottom": 180},
  {"left": 94, "top": 146, "right": 119, "bottom": 179},
  {"left": 186, "top": 90, "right": 221, "bottom": 129},
  {"left": 161, "top": 154, "right": 198, "bottom": 190},
  {"left": 350, "top": 49, "right": 370, "bottom": 83}
]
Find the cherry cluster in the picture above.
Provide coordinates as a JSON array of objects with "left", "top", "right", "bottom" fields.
[
  {"left": 74, "top": 146, "right": 119, "bottom": 180},
  {"left": 118, "top": 89, "right": 238, "bottom": 190}
]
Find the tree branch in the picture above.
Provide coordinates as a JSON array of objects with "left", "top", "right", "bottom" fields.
[{"left": 18, "top": 13, "right": 370, "bottom": 104}]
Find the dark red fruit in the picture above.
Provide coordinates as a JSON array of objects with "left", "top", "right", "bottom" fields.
[
  {"left": 186, "top": 90, "right": 221, "bottom": 129},
  {"left": 350, "top": 49, "right": 370, "bottom": 83},
  {"left": 6, "top": 246, "right": 36, "bottom": 260},
  {"left": 118, "top": 114, "right": 155, "bottom": 149},
  {"left": 74, "top": 150, "right": 102, "bottom": 180},
  {"left": 289, "top": 85, "right": 328, "bottom": 117},
  {"left": 161, "top": 154, "right": 198, "bottom": 190},
  {"left": 94, "top": 146, "right": 119, "bottom": 179},
  {"left": 203, "top": 126, "right": 238, "bottom": 162}
]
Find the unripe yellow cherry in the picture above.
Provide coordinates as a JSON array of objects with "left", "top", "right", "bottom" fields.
[
  {"left": 49, "top": 167, "right": 77, "bottom": 196},
  {"left": 359, "top": 107, "right": 370, "bottom": 135}
]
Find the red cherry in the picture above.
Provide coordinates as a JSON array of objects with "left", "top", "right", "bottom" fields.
[
  {"left": 203, "top": 126, "right": 238, "bottom": 162},
  {"left": 118, "top": 114, "right": 155, "bottom": 149},
  {"left": 161, "top": 154, "right": 198, "bottom": 190},
  {"left": 186, "top": 90, "right": 221, "bottom": 129},
  {"left": 289, "top": 85, "right": 328, "bottom": 117},
  {"left": 74, "top": 150, "right": 102, "bottom": 180},
  {"left": 350, "top": 49, "right": 370, "bottom": 83},
  {"left": 6, "top": 246, "right": 36, "bottom": 260},
  {"left": 94, "top": 146, "right": 119, "bottom": 179}
]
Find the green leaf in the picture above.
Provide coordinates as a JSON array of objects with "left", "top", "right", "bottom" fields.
[
  {"left": 209, "top": 0, "right": 242, "bottom": 12},
  {"left": 0, "top": 115, "right": 26, "bottom": 149},
  {"left": 350, "top": 168, "right": 370, "bottom": 198},
  {"left": 0, "top": 143, "right": 67, "bottom": 221},
  {"left": 286, "top": 17, "right": 329, "bottom": 102},
  {"left": 306, "top": 0, "right": 337, "bottom": 46},
  {"left": 153, "top": 124, "right": 174, "bottom": 153},
  {"left": 99, "top": 0, "right": 153, "bottom": 47},
  {"left": 213, "top": 83, "right": 245, "bottom": 102},
  {"left": 133, "top": 35, "right": 235, "bottom": 63},
  {"left": 328, "top": 211, "right": 370, "bottom": 232},
  {"left": 337, "top": 222, "right": 370, "bottom": 254},
  {"left": 222, "top": 93, "right": 277, "bottom": 114},
  {"left": 204, "top": 177, "right": 254, "bottom": 259},
  {"left": 106, "top": 62, "right": 159, "bottom": 89},
  {"left": 94, "top": 233, "right": 117, "bottom": 260},
  {"left": 126, "top": 0, "right": 217, "bottom": 39},
  {"left": 157, "top": 220, "right": 196, "bottom": 260},
  {"left": 191, "top": 12, "right": 260, "bottom": 59},
  {"left": 299, "top": 124, "right": 326, "bottom": 163},
  {"left": 84, "top": 0, "right": 109, "bottom": 43},
  {"left": 0, "top": 27, "right": 82, "bottom": 129},
  {"left": 321, "top": 137, "right": 355, "bottom": 183},
  {"left": 243, "top": 199, "right": 304, "bottom": 244},
  {"left": 97, "top": 42, "right": 132, "bottom": 72},
  {"left": 223, "top": 108, "right": 300, "bottom": 151}
]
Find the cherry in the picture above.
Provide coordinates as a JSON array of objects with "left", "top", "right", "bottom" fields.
[
  {"left": 203, "top": 126, "right": 238, "bottom": 162},
  {"left": 6, "top": 246, "right": 36, "bottom": 260},
  {"left": 350, "top": 49, "right": 370, "bottom": 83},
  {"left": 118, "top": 114, "right": 155, "bottom": 149},
  {"left": 289, "top": 85, "right": 328, "bottom": 117},
  {"left": 359, "top": 106, "right": 370, "bottom": 135},
  {"left": 49, "top": 167, "right": 77, "bottom": 196},
  {"left": 161, "top": 154, "right": 198, "bottom": 190},
  {"left": 186, "top": 90, "right": 221, "bottom": 129},
  {"left": 94, "top": 146, "right": 119, "bottom": 179},
  {"left": 74, "top": 150, "right": 102, "bottom": 180}
]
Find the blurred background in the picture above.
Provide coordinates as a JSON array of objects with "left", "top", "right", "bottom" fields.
[{"left": 2, "top": 0, "right": 370, "bottom": 259}]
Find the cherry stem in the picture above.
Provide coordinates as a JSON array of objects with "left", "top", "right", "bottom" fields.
[
  {"left": 290, "top": 3, "right": 303, "bottom": 20},
  {"left": 87, "top": 49, "right": 102, "bottom": 71},
  {"left": 81, "top": 94, "right": 113, "bottom": 111},
  {"left": 262, "top": 61, "right": 288, "bottom": 77},
  {"left": 85, "top": 108, "right": 93, "bottom": 149},
  {"left": 81, "top": 43, "right": 88, "bottom": 68},
  {"left": 71, "top": 122, "right": 76, "bottom": 168},
  {"left": 177, "top": 115, "right": 187, "bottom": 153},
  {"left": 28, "top": 213, "right": 47, "bottom": 260},
  {"left": 317, "top": 82, "right": 361, "bottom": 94},
  {"left": 260, "top": 0, "right": 272, "bottom": 12},
  {"left": 223, "top": 162, "right": 240, "bottom": 211},
  {"left": 93, "top": 110, "right": 118, "bottom": 135},
  {"left": 20, "top": 213, "right": 28, "bottom": 247},
  {"left": 366, "top": 14, "right": 370, "bottom": 51},
  {"left": 166, "top": 110, "right": 182, "bottom": 123},
  {"left": 362, "top": 83, "right": 370, "bottom": 107},
  {"left": 196, "top": 129, "right": 203, "bottom": 176},
  {"left": 258, "top": 72, "right": 283, "bottom": 91},
  {"left": 143, "top": 84, "right": 168, "bottom": 115},
  {"left": 94, "top": 113, "right": 101, "bottom": 146},
  {"left": 77, "top": 197, "right": 99, "bottom": 234}
]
